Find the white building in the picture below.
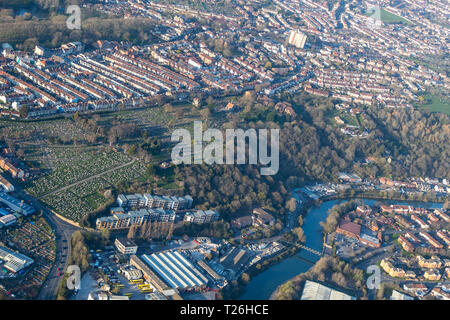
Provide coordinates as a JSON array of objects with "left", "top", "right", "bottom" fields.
[
  {"left": 0, "top": 246, "right": 34, "bottom": 273},
  {"left": 114, "top": 238, "right": 138, "bottom": 255},
  {"left": 301, "top": 280, "right": 355, "bottom": 300},
  {"left": 288, "top": 30, "right": 307, "bottom": 49},
  {"left": 0, "top": 176, "right": 14, "bottom": 192},
  {"left": 184, "top": 210, "right": 220, "bottom": 224},
  {"left": 0, "top": 214, "right": 17, "bottom": 227},
  {"left": 391, "top": 290, "right": 414, "bottom": 300}
]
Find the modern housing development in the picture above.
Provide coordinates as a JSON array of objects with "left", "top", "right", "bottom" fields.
[{"left": 117, "top": 194, "right": 193, "bottom": 210}]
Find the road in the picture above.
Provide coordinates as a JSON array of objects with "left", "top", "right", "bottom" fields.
[
  {"left": 11, "top": 182, "right": 80, "bottom": 300},
  {"left": 37, "top": 219, "right": 78, "bottom": 300},
  {"left": 354, "top": 244, "right": 396, "bottom": 270},
  {"left": 10, "top": 156, "right": 136, "bottom": 299}
]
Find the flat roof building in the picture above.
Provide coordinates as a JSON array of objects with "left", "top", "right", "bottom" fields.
[
  {"left": 141, "top": 251, "right": 208, "bottom": 291},
  {"left": 115, "top": 238, "right": 138, "bottom": 255},
  {"left": 96, "top": 208, "right": 175, "bottom": 230},
  {"left": 117, "top": 193, "right": 193, "bottom": 210},
  {"left": 336, "top": 220, "right": 361, "bottom": 238},
  {"left": 301, "top": 280, "right": 355, "bottom": 300},
  {"left": 129, "top": 255, "right": 170, "bottom": 293},
  {"left": 391, "top": 290, "right": 414, "bottom": 300},
  {"left": 184, "top": 210, "right": 219, "bottom": 224},
  {"left": 197, "top": 260, "right": 222, "bottom": 281},
  {"left": 0, "top": 246, "right": 34, "bottom": 273},
  {"left": 145, "top": 291, "right": 168, "bottom": 300},
  {"left": 0, "top": 214, "right": 17, "bottom": 227},
  {"left": 0, "top": 192, "right": 35, "bottom": 216},
  {"left": 0, "top": 175, "right": 14, "bottom": 192}
]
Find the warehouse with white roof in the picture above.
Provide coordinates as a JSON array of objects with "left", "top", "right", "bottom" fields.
[
  {"left": 0, "top": 246, "right": 34, "bottom": 273},
  {"left": 301, "top": 280, "right": 355, "bottom": 300},
  {"left": 141, "top": 251, "right": 208, "bottom": 290}
]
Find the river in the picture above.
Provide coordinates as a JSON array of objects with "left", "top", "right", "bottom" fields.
[{"left": 237, "top": 198, "right": 443, "bottom": 300}]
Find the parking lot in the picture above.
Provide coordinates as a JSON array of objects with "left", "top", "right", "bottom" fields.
[{"left": 72, "top": 249, "right": 149, "bottom": 300}]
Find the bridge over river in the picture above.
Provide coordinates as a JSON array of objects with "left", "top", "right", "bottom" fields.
[{"left": 280, "top": 240, "right": 323, "bottom": 257}]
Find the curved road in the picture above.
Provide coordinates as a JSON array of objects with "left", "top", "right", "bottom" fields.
[
  {"left": 12, "top": 184, "right": 80, "bottom": 300},
  {"left": 12, "top": 157, "right": 137, "bottom": 299}
]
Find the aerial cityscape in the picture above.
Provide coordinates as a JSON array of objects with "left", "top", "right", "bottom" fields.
[{"left": 0, "top": 0, "right": 448, "bottom": 305}]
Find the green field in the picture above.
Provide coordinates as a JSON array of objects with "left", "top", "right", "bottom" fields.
[
  {"left": 366, "top": 7, "right": 413, "bottom": 25},
  {"left": 417, "top": 94, "right": 450, "bottom": 116},
  {"left": 380, "top": 8, "right": 413, "bottom": 25}
]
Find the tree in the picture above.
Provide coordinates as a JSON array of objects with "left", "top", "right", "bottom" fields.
[
  {"left": 297, "top": 215, "right": 304, "bottom": 226},
  {"left": 376, "top": 283, "right": 386, "bottom": 300},
  {"left": 286, "top": 198, "right": 297, "bottom": 212},
  {"left": 166, "top": 222, "right": 174, "bottom": 241},
  {"left": 127, "top": 224, "right": 138, "bottom": 239},
  {"left": 163, "top": 103, "right": 174, "bottom": 113},
  {"left": 103, "top": 189, "right": 113, "bottom": 199},
  {"left": 240, "top": 273, "right": 251, "bottom": 284},
  {"left": 292, "top": 227, "right": 306, "bottom": 243},
  {"left": 19, "top": 105, "right": 29, "bottom": 118},
  {"left": 444, "top": 200, "right": 449, "bottom": 210},
  {"left": 144, "top": 220, "right": 153, "bottom": 239},
  {"left": 139, "top": 221, "right": 148, "bottom": 239},
  {"left": 200, "top": 108, "right": 211, "bottom": 120}
]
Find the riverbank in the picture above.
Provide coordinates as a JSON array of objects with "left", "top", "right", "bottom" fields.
[
  {"left": 237, "top": 196, "right": 444, "bottom": 300},
  {"left": 322, "top": 188, "right": 448, "bottom": 204}
]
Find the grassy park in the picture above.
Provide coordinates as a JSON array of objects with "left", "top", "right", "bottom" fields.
[
  {"left": 380, "top": 8, "right": 413, "bottom": 25},
  {"left": 417, "top": 94, "right": 450, "bottom": 116},
  {"left": 366, "top": 7, "right": 413, "bottom": 25}
]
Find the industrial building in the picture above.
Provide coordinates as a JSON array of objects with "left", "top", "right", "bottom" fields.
[
  {"left": 145, "top": 291, "right": 168, "bottom": 300},
  {"left": 0, "top": 192, "right": 35, "bottom": 216},
  {"left": 140, "top": 251, "right": 208, "bottom": 291},
  {"left": 88, "top": 291, "right": 130, "bottom": 300},
  {"left": 130, "top": 255, "right": 171, "bottom": 292},
  {"left": 219, "top": 247, "right": 251, "bottom": 271},
  {"left": 301, "top": 280, "right": 355, "bottom": 300},
  {"left": 0, "top": 246, "right": 34, "bottom": 273},
  {"left": 122, "top": 267, "right": 142, "bottom": 281},
  {"left": 197, "top": 260, "right": 222, "bottom": 281},
  {"left": 336, "top": 220, "right": 381, "bottom": 248}
]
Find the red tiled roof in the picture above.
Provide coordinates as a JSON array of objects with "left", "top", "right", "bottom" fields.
[{"left": 337, "top": 220, "right": 361, "bottom": 236}]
